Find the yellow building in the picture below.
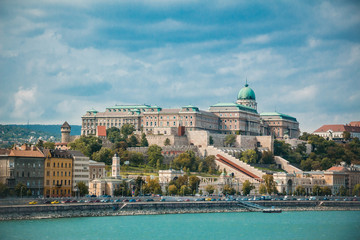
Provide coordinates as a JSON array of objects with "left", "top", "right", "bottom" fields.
[{"left": 44, "top": 149, "right": 73, "bottom": 198}]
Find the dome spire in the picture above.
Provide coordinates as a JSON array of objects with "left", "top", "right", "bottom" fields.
[{"left": 245, "top": 78, "right": 248, "bottom": 87}]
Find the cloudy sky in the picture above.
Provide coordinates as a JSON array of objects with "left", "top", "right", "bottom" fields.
[{"left": 0, "top": 0, "right": 359, "bottom": 133}]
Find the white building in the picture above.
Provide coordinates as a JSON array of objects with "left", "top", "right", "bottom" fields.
[{"left": 68, "top": 150, "right": 90, "bottom": 192}]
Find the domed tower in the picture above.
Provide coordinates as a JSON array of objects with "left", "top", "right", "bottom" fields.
[
  {"left": 61, "top": 121, "right": 71, "bottom": 143},
  {"left": 236, "top": 82, "right": 257, "bottom": 110}
]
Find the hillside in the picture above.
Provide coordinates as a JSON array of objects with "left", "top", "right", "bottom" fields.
[{"left": 0, "top": 124, "right": 81, "bottom": 148}]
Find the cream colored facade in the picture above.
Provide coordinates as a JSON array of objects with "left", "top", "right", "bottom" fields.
[
  {"left": 81, "top": 84, "right": 300, "bottom": 139},
  {"left": 89, "top": 160, "right": 106, "bottom": 180}
]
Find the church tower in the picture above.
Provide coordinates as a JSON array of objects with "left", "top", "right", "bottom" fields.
[
  {"left": 112, "top": 153, "right": 121, "bottom": 179},
  {"left": 61, "top": 121, "right": 71, "bottom": 143},
  {"left": 236, "top": 82, "right": 257, "bottom": 110}
]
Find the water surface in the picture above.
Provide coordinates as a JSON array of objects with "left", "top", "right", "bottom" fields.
[{"left": 1, "top": 211, "right": 359, "bottom": 240}]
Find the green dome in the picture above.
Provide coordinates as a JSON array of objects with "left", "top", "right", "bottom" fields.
[{"left": 237, "top": 83, "right": 256, "bottom": 100}]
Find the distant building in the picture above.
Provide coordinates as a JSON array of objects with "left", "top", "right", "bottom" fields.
[
  {"left": 0, "top": 144, "right": 45, "bottom": 196},
  {"left": 89, "top": 160, "right": 106, "bottom": 180},
  {"left": 274, "top": 164, "right": 360, "bottom": 195},
  {"left": 313, "top": 122, "right": 360, "bottom": 140},
  {"left": 55, "top": 121, "right": 80, "bottom": 150},
  {"left": 68, "top": 150, "right": 90, "bottom": 193},
  {"left": 81, "top": 83, "right": 299, "bottom": 139},
  {"left": 43, "top": 149, "right": 73, "bottom": 198},
  {"left": 88, "top": 154, "right": 134, "bottom": 196}
]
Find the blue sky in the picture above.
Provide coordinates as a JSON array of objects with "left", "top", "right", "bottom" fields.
[{"left": 0, "top": 0, "right": 359, "bottom": 133}]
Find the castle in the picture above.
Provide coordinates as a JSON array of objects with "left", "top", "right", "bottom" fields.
[{"left": 81, "top": 83, "right": 300, "bottom": 139}]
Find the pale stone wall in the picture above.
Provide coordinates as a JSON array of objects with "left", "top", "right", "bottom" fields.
[
  {"left": 147, "top": 135, "right": 188, "bottom": 147},
  {"left": 255, "top": 136, "right": 273, "bottom": 152},
  {"left": 274, "top": 156, "right": 302, "bottom": 174}
]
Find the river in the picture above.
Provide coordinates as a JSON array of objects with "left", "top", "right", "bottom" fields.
[{"left": 0, "top": 211, "right": 359, "bottom": 240}]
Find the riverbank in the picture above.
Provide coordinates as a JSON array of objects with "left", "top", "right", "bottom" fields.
[{"left": 1, "top": 201, "right": 360, "bottom": 221}]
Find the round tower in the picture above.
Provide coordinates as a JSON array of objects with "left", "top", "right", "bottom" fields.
[{"left": 61, "top": 121, "right": 71, "bottom": 143}]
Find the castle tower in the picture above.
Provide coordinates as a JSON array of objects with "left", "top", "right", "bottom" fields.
[
  {"left": 236, "top": 82, "right": 257, "bottom": 110},
  {"left": 61, "top": 121, "right": 71, "bottom": 143},
  {"left": 112, "top": 153, "right": 121, "bottom": 179}
]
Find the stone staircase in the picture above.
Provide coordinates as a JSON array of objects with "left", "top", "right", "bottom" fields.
[{"left": 206, "top": 146, "right": 266, "bottom": 183}]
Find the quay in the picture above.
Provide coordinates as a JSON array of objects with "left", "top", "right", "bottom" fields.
[{"left": 1, "top": 200, "right": 360, "bottom": 221}]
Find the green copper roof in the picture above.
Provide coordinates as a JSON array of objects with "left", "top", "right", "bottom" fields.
[
  {"left": 210, "top": 102, "right": 258, "bottom": 113},
  {"left": 237, "top": 83, "right": 256, "bottom": 100},
  {"left": 260, "top": 112, "right": 297, "bottom": 122}
]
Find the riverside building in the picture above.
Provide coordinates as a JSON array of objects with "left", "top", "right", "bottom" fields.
[
  {"left": 0, "top": 144, "right": 45, "bottom": 196},
  {"left": 43, "top": 149, "right": 73, "bottom": 198},
  {"left": 81, "top": 83, "right": 300, "bottom": 139}
]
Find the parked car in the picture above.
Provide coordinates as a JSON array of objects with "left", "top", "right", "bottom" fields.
[
  {"left": 51, "top": 200, "right": 59, "bottom": 204},
  {"left": 122, "top": 199, "right": 129, "bottom": 202},
  {"left": 43, "top": 200, "right": 52, "bottom": 204},
  {"left": 28, "top": 201, "right": 38, "bottom": 205},
  {"left": 146, "top": 198, "right": 154, "bottom": 202},
  {"left": 129, "top": 199, "right": 136, "bottom": 202},
  {"left": 160, "top": 199, "right": 166, "bottom": 202}
]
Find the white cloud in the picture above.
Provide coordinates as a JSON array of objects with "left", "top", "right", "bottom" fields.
[
  {"left": 242, "top": 34, "right": 271, "bottom": 45},
  {"left": 10, "top": 87, "right": 43, "bottom": 120}
]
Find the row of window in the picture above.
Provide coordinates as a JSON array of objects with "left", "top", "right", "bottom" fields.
[
  {"left": 46, "top": 171, "right": 71, "bottom": 177},
  {"left": 45, "top": 179, "right": 72, "bottom": 186},
  {"left": 46, "top": 162, "right": 72, "bottom": 168}
]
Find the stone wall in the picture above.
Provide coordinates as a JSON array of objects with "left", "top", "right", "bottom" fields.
[{"left": 147, "top": 135, "right": 188, "bottom": 147}]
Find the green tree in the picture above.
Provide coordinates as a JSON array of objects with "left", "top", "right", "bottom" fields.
[
  {"left": 135, "top": 177, "right": 146, "bottom": 196},
  {"left": 263, "top": 174, "right": 276, "bottom": 195},
  {"left": 173, "top": 153, "right": 192, "bottom": 170},
  {"left": 0, "top": 183, "right": 9, "bottom": 197},
  {"left": 69, "top": 136, "right": 102, "bottom": 158},
  {"left": 260, "top": 151, "right": 274, "bottom": 164},
  {"left": 164, "top": 138, "right": 171, "bottom": 146},
  {"left": 295, "top": 185, "right": 306, "bottom": 196},
  {"left": 321, "top": 157, "right": 332, "bottom": 170},
  {"left": 224, "top": 134, "right": 236, "bottom": 147},
  {"left": 339, "top": 185, "right": 347, "bottom": 196},
  {"left": 143, "top": 177, "right": 162, "bottom": 195},
  {"left": 259, "top": 184, "right": 267, "bottom": 195},
  {"left": 92, "top": 147, "right": 114, "bottom": 165},
  {"left": 188, "top": 176, "right": 201, "bottom": 193},
  {"left": 343, "top": 131, "right": 351, "bottom": 141},
  {"left": 312, "top": 185, "right": 322, "bottom": 196},
  {"left": 121, "top": 124, "right": 135, "bottom": 139},
  {"left": 242, "top": 180, "right": 255, "bottom": 195},
  {"left": 222, "top": 184, "right": 236, "bottom": 195},
  {"left": 322, "top": 186, "right": 332, "bottom": 196},
  {"left": 205, "top": 185, "right": 215, "bottom": 195},
  {"left": 209, "top": 136, "right": 214, "bottom": 145},
  {"left": 15, "top": 183, "right": 27, "bottom": 197},
  {"left": 43, "top": 142, "right": 55, "bottom": 149},
  {"left": 140, "top": 133, "right": 149, "bottom": 147},
  {"left": 128, "top": 135, "right": 138, "bottom": 147},
  {"left": 36, "top": 140, "right": 44, "bottom": 148},
  {"left": 240, "top": 149, "right": 257, "bottom": 164},
  {"left": 168, "top": 184, "right": 178, "bottom": 195},
  {"left": 147, "top": 145, "right": 163, "bottom": 167},
  {"left": 204, "top": 155, "right": 217, "bottom": 174},
  {"left": 106, "top": 127, "right": 122, "bottom": 143},
  {"left": 128, "top": 151, "right": 144, "bottom": 166},
  {"left": 180, "top": 185, "right": 190, "bottom": 196},
  {"left": 76, "top": 181, "right": 89, "bottom": 197},
  {"left": 353, "top": 184, "right": 360, "bottom": 196}
]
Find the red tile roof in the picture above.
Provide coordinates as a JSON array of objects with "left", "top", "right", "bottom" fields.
[
  {"left": 9, "top": 148, "right": 45, "bottom": 158},
  {"left": 314, "top": 124, "right": 360, "bottom": 133},
  {"left": 327, "top": 166, "right": 346, "bottom": 172},
  {"left": 349, "top": 121, "right": 360, "bottom": 127},
  {"left": 97, "top": 126, "right": 107, "bottom": 137}
]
